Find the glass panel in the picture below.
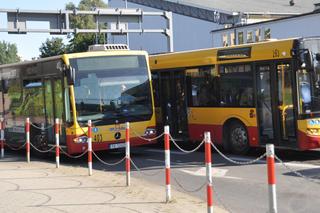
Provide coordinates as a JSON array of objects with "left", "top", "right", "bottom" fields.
[
  {"left": 219, "top": 64, "right": 254, "bottom": 107},
  {"left": 257, "top": 65, "right": 274, "bottom": 139},
  {"left": 186, "top": 66, "right": 218, "bottom": 107},
  {"left": 54, "top": 79, "right": 64, "bottom": 120},
  {"left": 44, "top": 80, "right": 54, "bottom": 125},
  {"left": 70, "top": 55, "right": 152, "bottom": 124},
  {"left": 277, "top": 63, "right": 295, "bottom": 138}
]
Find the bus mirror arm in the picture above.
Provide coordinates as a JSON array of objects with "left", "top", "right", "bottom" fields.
[{"left": 66, "top": 67, "right": 75, "bottom": 85}]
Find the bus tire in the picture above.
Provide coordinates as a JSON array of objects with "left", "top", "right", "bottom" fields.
[{"left": 228, "top": 122, "right": 250, "bottom": 155}]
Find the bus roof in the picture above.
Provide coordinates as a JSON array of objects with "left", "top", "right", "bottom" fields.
[
  {"left": 149, "top": 37, "right": 298, "bottom": 70},
  {"left": 0, "top": 49, "right": 148, "bottom": 70}
]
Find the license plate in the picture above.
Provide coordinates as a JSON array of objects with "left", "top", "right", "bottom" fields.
[{"left": 109, "top": 143, "right": 126, "bottom": 149}]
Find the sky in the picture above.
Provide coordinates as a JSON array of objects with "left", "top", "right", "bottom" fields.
[{"left": 0, "top": 0, "right": 81, "bottom": 60}]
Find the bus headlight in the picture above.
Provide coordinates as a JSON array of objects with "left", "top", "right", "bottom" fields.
[
  {"left": 144, "top": 128, "right": 156, "bottom": 136},
  {"left": 73, "top": 135, "right": 88, "bottom": 143},
  {"left": 307, "top": 128, "right": 320, "bottom": 136}
]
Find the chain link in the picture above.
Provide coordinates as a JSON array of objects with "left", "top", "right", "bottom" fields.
[
  {"left": 170, "top": 134, "right": 205, "bottom": 154},
  {"left": 173, "top": 176, "right": 206, "bottom": 193},
  {"left": 132, "top": 130, "right": 164, "bottom": 142},
  {"left": 30, "top": 122, "right": 55, "bottom": 130},
  {"left": 210, "top": 141, "right": 266, "bottom": 165},
  {"left": 130, "top": 158, "right": 163, "bottom": 176},
  {"left": 29, "top": 143, "right": 56, "bottom": 153},
  {"left": 275, "top": 155, "right": 320, "bottom": 185},
  {"left": 5, "top": 141, "right": 27, "bottom": 151},
  {"left": 59, "top": 147, "right": 88, "bottom": 159},
  {"left": 92, "top": 151, "right": 126, "bottom": 166}
]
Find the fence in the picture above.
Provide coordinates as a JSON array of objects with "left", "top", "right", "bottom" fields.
[{"left": 1, "top": 117, "right": 319, "bottom": 213}]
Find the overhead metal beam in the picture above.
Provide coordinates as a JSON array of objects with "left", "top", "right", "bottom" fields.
[
  {"left": 0, "top": 8, "right": 174, "bottom": 52},
  {"left": 126, "top": 0, "right": 236, "bottom": 24}
]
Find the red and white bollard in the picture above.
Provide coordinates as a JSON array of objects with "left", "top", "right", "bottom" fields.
[
  {"left": 164, "top": 125, "right": 171, "bottom": 202},
  {"left": 205, "top": 132, "right": 213, "bottom": 213},
  {"left": 26, "top": 117, "right": 30, "bottom": 163},
  {"left": 266, "top": 144, "right": 277, "bottom": 213},
  {"left": 87, "top": 120, "right": 93, "bottom": 176},
  {"left": 55, "top": 118, "right": 60, "bottom": 168},
  {"left": 0, "top": 117, "right": 4, "bottom": 158},
  {"left": 125, "top": 122, "right": 131, "bottom": 186}
]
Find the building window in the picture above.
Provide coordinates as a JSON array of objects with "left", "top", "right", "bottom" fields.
[
  {"left": 255, "top": 29, "right": 261, "bottom": 42},
  {"left": 264, "top": 28, "right": 271, "bottom": 39},
  {"left": 247, "top": 31, "right": 253, "bottom": 43},
  {"left": 238, "top": 31, "right": 244, "bottom": 44},
  {"left": 230, "top": 32, "right": 235, "bottom": 46},
  {"left": 223, "top": 34, "right": 228, "bottom": 47}
]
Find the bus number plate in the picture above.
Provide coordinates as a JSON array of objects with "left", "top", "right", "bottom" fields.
[{"left": 109, "top": 143, "right": 126, "bottom": 149}]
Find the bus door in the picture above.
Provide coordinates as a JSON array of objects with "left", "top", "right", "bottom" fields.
[
  {"left": 256, "top": 64, "right": 275, "bottom": 143},
  {"left": 44, "top": 78, "right": 65, "bottom": 145},
  {"left": 275, "top": 62, "right": 296, "bottom": 144},
  {"left": 159, "top": 71, "right": 188, "bottom": 138}
]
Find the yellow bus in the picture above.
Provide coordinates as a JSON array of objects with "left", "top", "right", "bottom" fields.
[
  {"left": 0, "top": 45, "right": 156, "bottom": 154},
  {"left": 150, "top": 37, "right": 320, "bottom": 154}
]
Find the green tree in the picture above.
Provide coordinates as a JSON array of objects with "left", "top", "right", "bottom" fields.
[
  {"left": 39, "top": 37, "right": 66, "bottom": 58},
  {"left": 0, "top": 41, "right": 20, "bottom": 64},
  {"left": 66, "top": 0, "right": 108, "bottom": 53}
]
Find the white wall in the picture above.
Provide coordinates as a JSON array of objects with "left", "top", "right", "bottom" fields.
[{"left": 212, "top": 12, "right": 320, "bottom": 47}]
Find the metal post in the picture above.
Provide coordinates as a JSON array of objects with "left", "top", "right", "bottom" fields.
[
  {"left": 125, "top": 122, "right": 131, "bottom": 186},
  {"left": 266, "top": 144, "right": 277, "bottom": 213},
  {"left": 88, "top": 120, "right": 93, "bottom": 176},
  {"left": 164, "top": 125, "right": 171, "bottom": 202},
  {"left": 205, "top": 132, "right": 213, "bottom": 213},
  {"left": 0, "top": 118, "right": 4, "bottom": 158},
  {"left": 26, "top": 117, "right": 30, "bottom": 163},
  {"left": 55, "top": 118, "right": 60, "bottom": 168}
]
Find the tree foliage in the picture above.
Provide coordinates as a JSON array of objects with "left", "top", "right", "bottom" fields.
[
  {"left": 66, "top": 0, "right": 108, "bottom": 53},
  {"left": 39, "top": 37, "right": 66, "bottom": 58},
  {"left": 0, "top": 41, "right": 20, "bottom": 65}
]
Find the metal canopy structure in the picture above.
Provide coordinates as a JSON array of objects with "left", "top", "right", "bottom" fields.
[
  {"left": 126, "top": 0, "right": 237, "bottom": 24},
  {"left": 0, "top": 8, "right": 174, "bottom": 52}
]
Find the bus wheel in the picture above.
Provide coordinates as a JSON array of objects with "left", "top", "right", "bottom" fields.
[{"left": 229, "top": 122, "right": 250, "bottom": 155}]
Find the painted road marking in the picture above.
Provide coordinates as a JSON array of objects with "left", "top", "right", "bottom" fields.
[{"left": 180, "top": 167, "right": 242, "bottom": 180}]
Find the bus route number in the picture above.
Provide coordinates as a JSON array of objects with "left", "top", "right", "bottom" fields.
[
  {"left": 273, "top": 49, "right": 280, "bottom": 58},
  {"left": 94, "top": 134, "right": 103, "bottom": 142}
]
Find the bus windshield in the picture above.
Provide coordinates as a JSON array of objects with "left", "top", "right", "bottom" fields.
[
  {"left": 298, "top": 39, "right": 320, "bottom": 114},
  {"left": 70, "top": 55, "right": 152, "bottom": 124}
]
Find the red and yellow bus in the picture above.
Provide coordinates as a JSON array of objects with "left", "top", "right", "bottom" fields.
[
  {"left": 0, "top": 45, "right": 156, "bottom": 154},
  {"left": 150, "top": 37, "right": 320, "bottom": 154}
]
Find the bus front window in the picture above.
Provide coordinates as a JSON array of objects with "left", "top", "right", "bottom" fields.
[{"left": 70, "top": 55, "right": 152, "bottom": 124}]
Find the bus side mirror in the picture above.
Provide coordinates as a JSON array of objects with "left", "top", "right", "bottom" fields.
[
  {"left": 1, "top": 79, "right": 9, "bottom": 93},
  {"left": 66, "top": 67, "right": 75, "bottom": 85},
  {"left": 301, "top": 50, "right": 313, "bottom": 70},
  {"left": 316, "top": 53, "right": 320, "bottom": 61}
]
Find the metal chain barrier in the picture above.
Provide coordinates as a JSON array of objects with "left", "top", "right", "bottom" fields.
[
  {"left": 30, "top": 122, "right": 54, "bottom": 130},
  {"left": 132, "top": 130, "right": 165, "bottom": 142},
  {"left": 5, "top": 141, "right": 27, "bottom": 151},
  {"left": 92, "top": 150, "right": 126, "bottom": 166},
  {"left": 170, "top": 134, "right": 205, "bottom": 154},
  {"left": 173, "top": 175, "right": 206, "bottom": 193},
  {"left": 29, "top": 143, "right": 56, "bottom": 153},
  {"left": 210, "top": 141, "right": 267, "bottom": 165},
  {"left": 275, "top": 155, "right": 320, "bottom": 185},
  {"left": 59, "top": 147, "right": 88, "bottom": 159},
  {"left": 130, "top": 158, "right": 163, "bottom": 176}
]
